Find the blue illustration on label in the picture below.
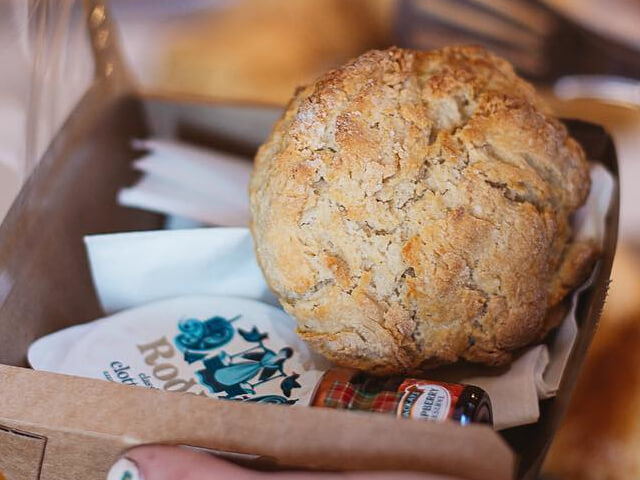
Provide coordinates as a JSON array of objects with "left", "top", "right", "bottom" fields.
[
  {"left": 174, "top": 315, "right": 239, "bottom": 361},
  {"left": 171, "top": 314, "right": 301, "bottom": 403},
  {"left": 241, "top": 394, "right": 298, "bottom": 405}
]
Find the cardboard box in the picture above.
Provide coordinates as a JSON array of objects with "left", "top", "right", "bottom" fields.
[{"left": 0, "top": 8, "right": 619, "bottom": 480}]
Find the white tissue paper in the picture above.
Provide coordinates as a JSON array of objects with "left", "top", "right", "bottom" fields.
[
  {"left": 32, "top": 163, "right": 614, "bottom": 430},
  {"left": 85, "top": 227, "right": 277, "bottom": 314},
  {"left": 118, "top": 139, "right": 252, "bottom": 226},
  {"left": 30, "top": 296, "right": 329, "bottom": 406}
]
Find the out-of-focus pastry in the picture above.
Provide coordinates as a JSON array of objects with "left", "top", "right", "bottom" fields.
[
  {"left": 250, "top": 46, "right": 595, "bottom": 374},
  {"left": 159, "top": 0, "right": 395, "bottom": 105}
]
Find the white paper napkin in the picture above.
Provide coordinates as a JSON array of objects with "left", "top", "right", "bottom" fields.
[
  {"left": 85, "top": 227, "right": 278, "bottom": 314},
  {"left": 83, "top": 164, "right": 613, "bottom": 430},
  {"left": 119, "top": 139, "right": 252, "bottom": 226}
]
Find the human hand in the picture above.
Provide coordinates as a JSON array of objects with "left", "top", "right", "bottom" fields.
[{"left": 107, "top": 445, "right": 461, "bottom": 480}]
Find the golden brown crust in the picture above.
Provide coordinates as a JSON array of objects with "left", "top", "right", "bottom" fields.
[{"left": 250, "top": 46, "right": 594, "bottom": 374}]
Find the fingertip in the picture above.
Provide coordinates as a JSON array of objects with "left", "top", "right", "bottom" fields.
[
  {"left": 107, "top": 455, "right": 142, "bottom": 480},
  {"left": 109, "top": 445, "right": 252, "bottom": 480}
]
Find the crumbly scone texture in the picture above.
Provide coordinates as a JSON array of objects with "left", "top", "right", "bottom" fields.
[{"left": 250, "top": 46, "right": 595, "bottom": 374}]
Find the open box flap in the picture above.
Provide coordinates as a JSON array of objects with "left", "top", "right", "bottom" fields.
[{"left": 0, "top": 364, "right": 515, "bottom": 480}]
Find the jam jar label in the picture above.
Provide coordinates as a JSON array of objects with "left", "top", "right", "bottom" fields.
[{"left": 397, "top": 384, "right": 452, "bottom": 421}]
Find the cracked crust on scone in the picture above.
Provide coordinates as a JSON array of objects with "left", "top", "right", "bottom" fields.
[{"left": 249, "top": 46, "right": 597, "bottom": 374}]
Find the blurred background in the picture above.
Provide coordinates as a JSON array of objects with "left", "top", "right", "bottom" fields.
[{"left": 1, "top": 0, "right": 640, "bottom": 478}]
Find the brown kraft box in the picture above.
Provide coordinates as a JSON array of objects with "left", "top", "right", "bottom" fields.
[{"left": 0, "top": 3, "right": 619, "bottom": 479}]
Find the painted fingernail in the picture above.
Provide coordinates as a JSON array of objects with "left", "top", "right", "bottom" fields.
[{"left": 107, "top": 457, "right": 142, "bottom": 480}]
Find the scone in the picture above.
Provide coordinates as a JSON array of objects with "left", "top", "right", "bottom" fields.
[{"left": 250, "top": 46, "right": 596, "bottom": 374}]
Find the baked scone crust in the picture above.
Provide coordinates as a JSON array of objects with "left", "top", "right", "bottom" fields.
[{"left": 250, "top": 46, "right": 594, "bottom": 374}]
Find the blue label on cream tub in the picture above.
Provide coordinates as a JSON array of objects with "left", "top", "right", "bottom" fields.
[{"left": 29, "top": 296, "right": 330, "bottom": 406}]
